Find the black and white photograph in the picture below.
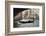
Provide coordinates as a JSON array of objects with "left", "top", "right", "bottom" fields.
[{"left": 13, "top": 8, "right": 39, "bottom": 28}]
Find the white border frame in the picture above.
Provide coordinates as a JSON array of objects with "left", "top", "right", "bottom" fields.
[{"left": 10, "top": 4, "right": 42, "bottom": 32}]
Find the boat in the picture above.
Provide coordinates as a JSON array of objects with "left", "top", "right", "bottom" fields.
[{"left": 19, "top": 18, "right": 34, "bottom": 23}]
